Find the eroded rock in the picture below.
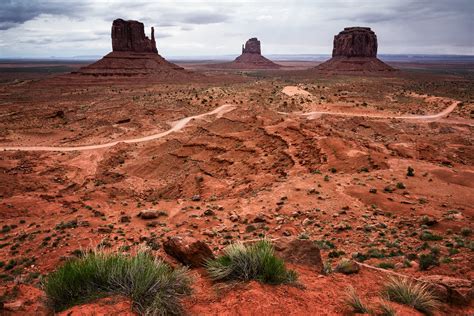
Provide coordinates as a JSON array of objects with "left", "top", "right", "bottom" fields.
[
  {"left": 163, "top": 235, "right": 214, "bottom": 267},
  {"left": 274, "top": 238, "right": 323, "bottom": 273}
]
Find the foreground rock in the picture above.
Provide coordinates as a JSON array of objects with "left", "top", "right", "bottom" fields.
[
  {"left": 419, "top": 275, "right": 473, "bottom": 305},
  {"left": 316, "top": 27, "right": 394, "bottom": 72},
  {"left": 163, "top": 236, "right": 214, "bottom": 267},
  {"left": 274, "top": 238, "right": 323, "bottom": 273},
  {"left": 76, "top": 19, "right": 195, "bottom": 78}
]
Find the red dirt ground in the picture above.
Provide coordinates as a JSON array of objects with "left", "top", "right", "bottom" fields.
[{"left": 0, "top": 61, "right": 473, "bottom": 315}]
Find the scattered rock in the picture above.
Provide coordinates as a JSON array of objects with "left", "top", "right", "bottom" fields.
[
  {"left": 419, "top": 275, "right": 473, "bottom": 305},
  {"left": 191, "top": 195, "right": 201, "bottom": 201},
  {"left": 137, "top": 209, "right": 167, "bottom": 220},
  {"left": 163, "top": 236, "right": 214, "bottom": 267},
  {"left": 335, "top": 259, "right": 360, "bottom": 274},
  {"left": 119, "top": 215, "right": 131, "bottom": 223},
  {"left": 274, "top": 239, "right": 323, "bottom": 273}
]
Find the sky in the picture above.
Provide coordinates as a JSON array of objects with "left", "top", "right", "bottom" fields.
[{"left": 0, "top": 0, "right": 473, "bottom": 58}]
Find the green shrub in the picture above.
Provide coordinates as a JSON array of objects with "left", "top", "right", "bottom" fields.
[
  {"left": 205, "top": 240, "right": 297, "bottom": 284},
  {"left": 419, "top": 253, "right": 439, "bottom": 271},
  {"left": 378, "top": 262, "right": 395, "bottom": 270},
  {"left": 384, "top": 276, "right": 439, "bottom": 314},
  {"left": 43, "top": 249, "right": 192, "bottom": 314},
  {"left": 420, "top": 231, "right": 442, "bottom": 241}
]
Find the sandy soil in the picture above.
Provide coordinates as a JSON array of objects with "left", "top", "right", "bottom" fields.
[{"left": 0, "top": 63, "right": 473, "bottom": 315}]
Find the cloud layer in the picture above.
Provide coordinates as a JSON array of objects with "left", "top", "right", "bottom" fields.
[{"left": 0, "top": 0, "right": 472, "bottom": 58}]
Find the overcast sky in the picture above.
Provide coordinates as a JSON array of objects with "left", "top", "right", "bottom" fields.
[{"left": 0, "top": 0, "right": 473, "bottom": 58}]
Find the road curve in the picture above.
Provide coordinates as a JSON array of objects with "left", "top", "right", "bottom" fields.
[
  {"left": 296, "top": 101, "right": 460, "bottom": 121},
  {"left": 0, "top": 103, "right": 236, "bottom": 152},
  {"left": 0, "top": 100, "right": 467, "bottom": 153}
]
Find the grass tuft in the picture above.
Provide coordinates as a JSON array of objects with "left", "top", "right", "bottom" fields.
[
  {"left": 205, "top": 239, "right": 297, "bottom": 284},
  {"left": 378, "top": 300, "right": 396, "bottom": 316},
  {"left": 383, "top": 276, "right": 439, "bottom": 315},
  {"left": 344, "top": 286, "right": 372, "bottom": 314},
  {"left": 43, "top": 248, "right": 192, "bottom": 315}
]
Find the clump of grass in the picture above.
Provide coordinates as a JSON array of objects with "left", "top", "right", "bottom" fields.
[
  {"left": 344, "top": 286, "right": 372, "bottom": 314},
  {"left": 383, "top": 276, "right": 439, "bottom": 315},
  {"left": 43, "top": 248, "right": 192, "bottom": 315},
  {"left": 205, "top": 239, "right": 297, "bottom": 284},
  {"left": 378, "top": 300, "right": 396, "bottom": 316}
]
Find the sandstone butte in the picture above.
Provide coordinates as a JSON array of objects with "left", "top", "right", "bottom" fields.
[
  {"left": 212, "top": 37, "right": 281, "bottom": 69},
  {"left": 316, "top": 27, "right": 395, "bottom": 72},
  {"left": 76, "top": 19, "right": 186, "bottom": 77}
]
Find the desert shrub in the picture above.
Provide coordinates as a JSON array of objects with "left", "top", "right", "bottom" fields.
[
  {"left": 460, "top": 227, "right": 472, "bottom": 237},
  {"left": 420, "top": 230, "right": 443, "bottom": 241},
  {"left": 418, "top": 253, "right": 439, "bottom": 271},
  {"left": 407, "top": 167, "right": 415, "bottom": 177},
  {"left": 43, "top": 248, "right": 192, "bottom": 315},
  {"left": 205, "top": 239, "right": 297, "bottom": 284},
  {"left": 384, "top": 276, "right": 439, "bottom": 314},
  {"left": 378, "top": 262, "right": 395, "bottom": 269},
  {"left": 344, "top": 286, "right": 372, "bottom": 314}
]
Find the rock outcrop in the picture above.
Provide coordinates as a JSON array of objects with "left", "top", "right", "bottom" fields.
[
  {"left": 76, "top": 19, "right": 193, "bottom": 78},
  {"left": 163, "top": 236, "right": 214, "bottom": 267},
  {"left": 209, "top": 37, "right": 280, "bottom": 69},
  {"left": 241, "top": 37, "right": 261, "bottom": 55},
  {"left": 316, "top": 27, "right": 394, "bottom": 72},
  {"left": 332, "top": 27, "right": 377, "bottom": 58},
  {"left": 111, "top": 19, "right": 157, "bottom": 53}
]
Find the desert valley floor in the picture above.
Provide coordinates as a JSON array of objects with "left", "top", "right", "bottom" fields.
[{"left": 0, "top": 60, "right": 473, "bottom": 315}]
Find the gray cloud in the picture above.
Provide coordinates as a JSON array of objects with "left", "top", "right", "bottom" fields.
[
  {"left": 0, "top": 0, "right": 86, "bottom": 29},
  {"left": 182, "top": 12, "right": 230, "bottom": 24},
  {"left": 0, "top": 0, "right": 472, "bottom": 57}
]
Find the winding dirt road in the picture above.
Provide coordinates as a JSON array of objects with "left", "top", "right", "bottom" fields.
[
  {"left": 0, "top": 89, "right": 467, "bottom": 152},
  {"left": 0, "top": 103, "right": 236, "bottom": 152}
]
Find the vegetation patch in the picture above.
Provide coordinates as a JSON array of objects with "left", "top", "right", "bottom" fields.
[
  {"left": 43, "top": 248, "right": 192, "bottom": 315},
  {"left": 384, "top": 276, "right": 439, "bottom": 315},
  {"left": 205, "top": 239, "right": 297, "bottom": 284}
]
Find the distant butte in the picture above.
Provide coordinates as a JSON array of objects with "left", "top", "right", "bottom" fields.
[
  {"left": 211, "top": 37, "right": 281, "bottom": 69},
  {"left": 316, "top": 27, "right": 395, "bottom": 72},
  {"left": 76, "top": 19, "right": 189, "bottom": 77}
]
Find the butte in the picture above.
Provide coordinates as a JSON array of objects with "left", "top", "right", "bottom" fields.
[
  {"left": 212, "top": 38, "right": 281, "bottom": 69},
  {"left": 76, "top": 19, "right": 191, "bottom": 78},
  {"left": 316, "top": 27, "right": 395, "bottom": 72}
]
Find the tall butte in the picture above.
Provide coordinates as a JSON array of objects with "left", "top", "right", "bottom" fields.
[
  {"left": 215, "top": 38, "right": 280, "bottom": 69},
  {"left": 316, "top": 27, "right": 395, "bottom": 72},
  {"left": 77, "top": 19, "right": 187, "bottom": 77}
]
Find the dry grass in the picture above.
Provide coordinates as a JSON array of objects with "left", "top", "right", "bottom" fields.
[{"left": 383, "top": 276, "right": 439, "bottom": 315}]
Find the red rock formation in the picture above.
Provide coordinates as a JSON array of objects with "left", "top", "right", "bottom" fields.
[
  {"left": 241, "top": 38, "right": 262, "bottom": 55},
  {"left": 332, "top": 27, "right": 377, "bottom": 58},
  {"left": 76, "top": 19, "right": 197, "bottom": 78},
  {"left": 316, "top": 27, "right": 395, "bottom": 72},
  {"left": 209, "top": 37, "right": 280, "bottom": 69},
  {"left": 111, "top": 19, "right": 157, "bottom": 53}
]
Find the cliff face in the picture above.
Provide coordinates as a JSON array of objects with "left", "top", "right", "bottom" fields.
[
  {"left": 242, "top": 38, "right": 262, "bottom": 54},
  {"left": 111, "top": 19, "right": 157, "bottom": 53},
  {"left": 316, "top": 27, "right": 395, "bottom": 72},
  {"left": 76, "top": 19, "right": 195, "bottom": 78},
  {"left": 332, "top": 27, "right": 377, "bottom": 58}
]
